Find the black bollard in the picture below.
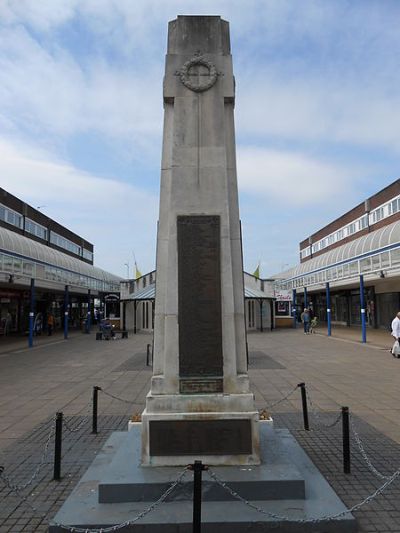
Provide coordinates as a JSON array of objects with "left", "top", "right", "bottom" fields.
[
  {"left": 92, "top": 386, "right": 101, "bottom": 434},
  {"left": 298, "top": 383, "right": 310, "bottom": 431},
  {"left": 53, "top": 412, "right": 63, "bottom": 481},
  {"left": 192, "top": 461, "right": 206, "bottom": 533},
  {"left": 342, "top": 406, "right": 351, "bottom": 474}
]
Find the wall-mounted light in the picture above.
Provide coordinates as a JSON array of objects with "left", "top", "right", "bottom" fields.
[{"left": 379, "top": 270, "right": 385, "bottom": 279}]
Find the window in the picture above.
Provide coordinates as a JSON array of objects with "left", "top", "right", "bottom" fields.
[
  {"left": 248, "top": 300, "right": 255, "bottom": 328},
  {"left": 371, "top": 255, "right": 380, "bottom": 271},
  {"left": 389, "top": 198, "right": 400, "bottom": 215},
  {"left": 3, "top": 255, "right": 13, "bottom": 272},
  {"left": 390, "top": 248, "right": 400, "bottom": 266},
  {"left": 360, "top": 258, "right": 371, "bottom": 273},
  {"left": 359, "top": 215, "right": 368, "bottom": 230},
  {"left": 25, "top": 218, "right": 48, "bottom": 240},
  {"left": 82, "top": 249, "right": 93, "bottom": 261},
  {"left": 0, "top": 203, "right": 23, "bottom": 229},
  {"left": 348, "top": 223, "right": 356, "bottom": 235},
  {"left": 50, "top": 232, "right": 81, "bottom": 256},
  {"left": 371, "top": 207, "right": 384, "bottom": 224}
]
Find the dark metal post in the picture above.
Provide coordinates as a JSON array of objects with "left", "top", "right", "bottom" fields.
[
  {"left": 92, "top": 386, "right": 100, "bottom": 434},
  {"left": 86, "top": 289, "right": 91, "bottom": 334},
  {"left": 28, "top": 278, "right": 35, "bottom": 348},
  {"left": 64, "top": 285, "right": 69, "bottom": 340},
  {"left": 298, "top": 382, "right": 309, "bottom": 431},
  {"left": 304, "top": 287, "right": 308, "bottom": 309},
  {"left": 259, "top": 299, "right": 263, "bottom": 332},
  {"left": 122, "top": 301, "right": 127, "bottom": 331},
  {"left": 134, "top": 301, "right": 137, "bottom": 334},
  {"left": 342, "top": 406, "right": 351, "bottom": 474},
  {"left": 360, "top": 275, "right": 367, "bottom": 343},
  {"left": 326, "top": 282, "right": 332, "bottom": 336},
  {"left": 53, "top": 412, "right": 63, "bottom": 480},
  {"left": 192, "top": 460, "right": 205, "bottom": 533},
  {"left": 292, "top": 289, "right": 297, "bottom": 328}
]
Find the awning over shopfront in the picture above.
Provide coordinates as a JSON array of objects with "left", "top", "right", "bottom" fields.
[{"left": 122, "top": 283, "right": 271, "bottom": 301}]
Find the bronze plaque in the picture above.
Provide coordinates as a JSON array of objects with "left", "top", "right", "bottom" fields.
[
  {"left": 177, "top": 215, "right": 223, "bottom": 379},
  {"left": 180, "top": 378, "right": 223, "bottom": 394},
  {"left": 149, "top": 419, "right": 252, "bottom": 456}
]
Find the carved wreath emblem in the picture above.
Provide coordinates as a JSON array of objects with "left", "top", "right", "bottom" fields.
[{"left": 177, "top": 52, "right": 218, "bottom": 93}]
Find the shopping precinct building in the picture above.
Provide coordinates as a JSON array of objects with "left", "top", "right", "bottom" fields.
[
  {"left": 274, "top": 179, "right": 400, "bottom": 330},
  {"left": 0, "top": 188, "right": 121, "bottom": 336},
  {"left": 120, "top": 271, "right": 275, "bottom": 334}
]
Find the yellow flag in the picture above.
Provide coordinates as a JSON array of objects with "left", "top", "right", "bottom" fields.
[
  {"left": 253, "top": 263, "right": 260, "bottom": 279},
  {"left": 135, "top": 262, "right": 142, "bottom": 279}
]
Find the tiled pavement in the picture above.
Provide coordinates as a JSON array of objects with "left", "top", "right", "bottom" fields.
[{"left": 1, "top": 329, "right": 400, "bottom": 531}]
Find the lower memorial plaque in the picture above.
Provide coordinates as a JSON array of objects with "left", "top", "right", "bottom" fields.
[{"left": 149, "top": 419, "right": 252, "bottom": 456}]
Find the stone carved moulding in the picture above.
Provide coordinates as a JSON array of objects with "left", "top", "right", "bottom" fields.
[{"left": 176, "top": 51, "right": 219, "bottom": 92}]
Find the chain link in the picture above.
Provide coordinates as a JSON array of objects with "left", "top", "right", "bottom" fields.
[
  {"left": 1, "top": 417, "right": 55, "bottom": 491},
  {"left": 208, "top": 466, "right": 400, "bottom": 523},
  {"left": 63, "top": 400, "right": 93, "bottom": 433},
  {"left": 265, "top": 384, "right": 299, "bottom": 409},
  {"left": 51, "top": 466, "right": 189, "bottom": 532},
  {"left": 99, "top": 388, "right": 137, "bottom": 405},
  {"left": 305, "top": 388, "right": 342, "bottom": 430},
  {"left": 349, "top": 415, "right": 393, "bottom": 480},
  {"left": 0, "top": 466, "right": 48, "bottom": 519}
]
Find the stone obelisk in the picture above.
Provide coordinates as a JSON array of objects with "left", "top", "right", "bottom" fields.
[{"left": 141, "top": 15, "right": 260, "bottom": 466}]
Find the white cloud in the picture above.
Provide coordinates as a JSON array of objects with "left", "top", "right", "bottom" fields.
[
  {"left": 0, "top": 137, "right": 158, "bottom": 276},
  {"left": 0, "top": 24, "right": 163, "bottom": 145},
  {"left": 237, "top": 146, "right": 361, "bottom": 205},
  {"left": 236, "top": 74, "right": 400, "bottom": 153}
]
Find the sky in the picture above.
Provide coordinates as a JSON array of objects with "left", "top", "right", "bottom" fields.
[{"left": 0, "top": 0, "right": 399, "bottom": 278}]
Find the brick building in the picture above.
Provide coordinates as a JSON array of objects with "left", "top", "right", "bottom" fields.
[{"left": 275, "top": 178, "right": 400, "bottom": 330}]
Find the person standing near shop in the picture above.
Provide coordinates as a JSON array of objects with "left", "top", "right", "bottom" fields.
[
  {"left": 301, "top": 308, "right": 310, "bottom": 334},
  {"left": 47, "top": 312, "right": 55, "bottom": 336},
  {"left": 391, "top": 311, "right": 400, "bottom": 357}
]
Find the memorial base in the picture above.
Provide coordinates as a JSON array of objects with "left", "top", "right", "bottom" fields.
[
  {"left": 49, "top": 424, "right": 357, "bottom": 532},
  {"left": 141, "top": 392, "right": 260, "bottom": 466}
]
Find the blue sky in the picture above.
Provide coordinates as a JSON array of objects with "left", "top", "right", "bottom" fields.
[{"left": 0, "top": 0, "right": 399, "bottom": 278}]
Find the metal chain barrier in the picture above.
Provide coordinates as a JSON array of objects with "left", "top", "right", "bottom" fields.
[
  {"left": 349, "top": 415, "right": 393, "bottom": 480},
  {"left": 99, "top": 387, "right": 137, "bottom": 405},
  {"left": 1, "top": 416, "right": 55, "bottom": 491},
  {"left": 208, "top": 466, "right": 400, "bottom": 523},
  {"left": 63, "top": 400, "right": 93, "bottom": 433},
  {"left": 265, "top": 384, "right": 299, "bottom": 410},
  {"left": 0, "top": 466, "right": 48, "bottom": 520},
  {"left": 51, "top": 466, "right": 189, "bottom": 532},
  {"left": 305, "top": 388, "right": 342, "bottom": 430}
]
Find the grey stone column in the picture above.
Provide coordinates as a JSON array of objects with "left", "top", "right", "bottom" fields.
[{"left": 141, "top": 16, "right": 260, "bottom": 466}]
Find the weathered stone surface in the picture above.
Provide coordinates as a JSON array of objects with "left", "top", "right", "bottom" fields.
[{"left": 141, "top": 15, "right": 259, "bottom": 465}]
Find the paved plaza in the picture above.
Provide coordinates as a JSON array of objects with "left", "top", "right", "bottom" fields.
[{"left": 1, "top": 328, "right": 400, "bottom": 531}]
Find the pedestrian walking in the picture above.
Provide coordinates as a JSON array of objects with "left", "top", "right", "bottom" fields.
[
  {"left": 301, "top": 308, "right": 310, "bottom": 334},
  {"left": 390, "top": 311, "right": 400, "bottom": 357}
]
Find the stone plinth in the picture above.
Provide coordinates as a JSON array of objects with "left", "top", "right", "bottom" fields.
[{"left": 49, "top": 424, "right": 357, "bottom": 532}]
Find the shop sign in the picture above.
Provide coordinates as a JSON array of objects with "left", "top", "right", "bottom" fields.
[
  {"left": 0, "top": 291, "right": 18, "bottom": 298},
  {"left": 275, "top": 289, "right": 292, "bottom": 301},
  {"left": 104, "top": 293, "right": 120, "bottom": 302}
]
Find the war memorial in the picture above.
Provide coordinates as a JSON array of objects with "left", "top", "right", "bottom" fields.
[{"left": 49, "top": 16, "right": 357, "bottom": 532}]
